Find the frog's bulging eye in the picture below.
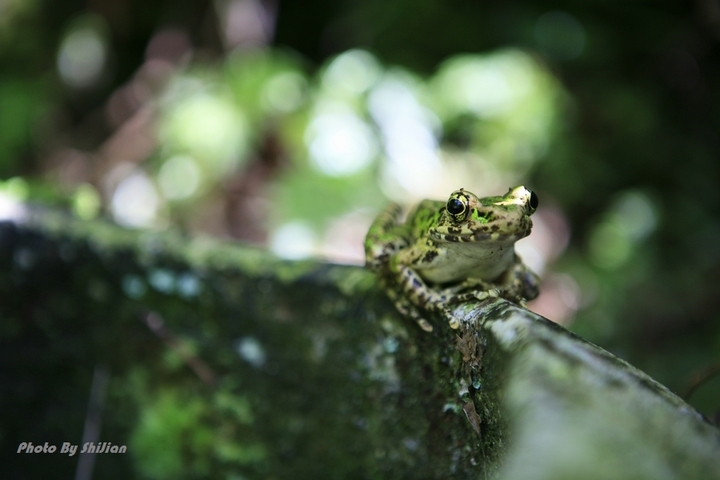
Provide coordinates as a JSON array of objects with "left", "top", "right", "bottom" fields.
[
  {"left": 447, "top": 198, "right": 464, "bottom": 215},
  {"left": 529, "top": 191, "right": 539, "bottom": 211},
  {"left": 446, "top": 194, "right": 469, "bottom": 221}
]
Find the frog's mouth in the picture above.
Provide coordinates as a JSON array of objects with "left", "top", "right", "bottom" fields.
[{"left": 430, "top": 226, "right": 530, "bottom": 244}]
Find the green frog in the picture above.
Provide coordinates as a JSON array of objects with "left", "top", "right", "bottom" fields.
[{"left": 364, "top": 186, "right": 540, "bottom": 332}]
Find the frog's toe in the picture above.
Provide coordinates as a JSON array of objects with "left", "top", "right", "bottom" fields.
[
  {"left": 474, "top": 289, "right": 499, "bottom": 301},
  {"left": 440, "top": 307, "right": 462, "bottom": 329},
  {"left": 389, "top": 292, "right": 434, "bottom": 332},
  {"left": 417, "top": 318, "right": 434, "bottom": 332}
]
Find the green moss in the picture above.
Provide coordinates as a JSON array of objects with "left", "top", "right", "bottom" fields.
[{"left": 131, "top": 390, "right": 211, "bottom": 478}]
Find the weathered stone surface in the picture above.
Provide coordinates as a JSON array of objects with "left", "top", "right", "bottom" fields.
[{"left": 1, "top": 209, "right": 718, "bottom": 479}]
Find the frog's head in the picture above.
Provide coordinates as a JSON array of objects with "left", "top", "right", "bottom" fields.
[{"left": 430, "top": 186, "right": 538, "bottom": 244}]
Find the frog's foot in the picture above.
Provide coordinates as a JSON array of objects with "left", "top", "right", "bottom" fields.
[
  {"left": 416, "top": 317, "right": 434, "bottom": 332},
  {"left": 387, "top": 265, "right": 479, "bottom": 331},
  {"left": 442, "top": 307, "right": 463, "bottom": 329},
  {"left": 401, "top": 294, "right": 462, "bottom": 331},
  {"left": 422, "top": 302, "right": 463, "bottom": 330},
  {"left": 438, "top": 284, "right": 500, "bottom": 305},
  {"left": 386, "top": 287, "right": 434, "bottom": 332},
  {"left": 473, "top": 288, "right": 500, "bottom": 301},
  {"left": 404, "top": 304, "right": 434, "bottom": 332},
  {"left": 491, "top": 283, "right": 528, "bottom": 305},
  {"left": 439, "top": 278, "right": 492, "bottom": 297}
]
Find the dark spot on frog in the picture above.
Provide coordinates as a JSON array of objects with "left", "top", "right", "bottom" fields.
[
  {"left": 422, "top": 250, "right": 438, "bottom": 263},
  {"left": 491, "top": 224, "right": 500, "bottom": 232},
  {"left": 412, "top": 278, "right": 422, "bottom": 289}
]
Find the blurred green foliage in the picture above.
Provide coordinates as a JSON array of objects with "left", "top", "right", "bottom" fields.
[{"left": 131, "top": 385, "right": 264, "bottom": 478}]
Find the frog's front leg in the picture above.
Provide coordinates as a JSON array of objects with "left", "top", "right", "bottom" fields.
[
  {"left": 390, "top": 261, "right": 464, "bottom": 329},
  {"left": 494, "top": 257, "right": 540, "bottom": 303},
  {"left": 384, "top": 285, "right": 435, "bottom": 332},
  {"left": 364, "top": 203, "right": 408, "bottom": 272}
]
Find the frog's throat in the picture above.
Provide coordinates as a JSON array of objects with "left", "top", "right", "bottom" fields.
[{"left": 428, "top": 228, "right": 529, "bottom": 244}]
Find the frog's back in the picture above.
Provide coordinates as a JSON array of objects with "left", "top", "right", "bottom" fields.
[
  {"left": 364, "top": 202, "right": 412, "bottom": 272},
  {"left": 406, "top": 199, "right": 444, "bottom": 239}
]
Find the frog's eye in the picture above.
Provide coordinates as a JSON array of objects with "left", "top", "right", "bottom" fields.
[
  {"left": 446, "top": 193, "right": 469, "bottom": 221},
  {"left": 529, "top": 190, "right": 539, "bottom": 211}
]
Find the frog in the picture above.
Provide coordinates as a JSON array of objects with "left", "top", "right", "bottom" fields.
[{"left": 364, "top": 186, "right": 540, "bottom": 332}]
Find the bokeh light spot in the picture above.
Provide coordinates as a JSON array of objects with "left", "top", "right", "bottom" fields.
[
  {"left": 369, "top": 74, "right": 442, "bottom": 195},
  {"left": 434, "top": 52, "right": 535, "bottom": 118},
  {"left": 262, "top": 71, "right": 306, "bottom": 112},
  {"left": 72, "top": 183, "right": 101, "bottom": 219},
  {"left": 111, "top": 170, "right": 161, "bottom": 228},
  {"left": 3, "top": 177, "right": 29, "bottom": 200},
  {"left": 588, "top": 191, "right": 657, "bottom": 269},
  {"left": 305, "top": 110, "right": 378, "bottom": 177},
  {"left": 158, "top": 155, "right": 202, "bottom": 200},
  {"left": 270, "top": 222, "right": 315, "bottom": 259},
  {"left": 122, "top": 275, "right": 148, "bottom": 299},
  {"left": 148, "top": 268, "right": 176, "bottom": 294},
  {"left": 235, "top": 336, "right": 266, "bottom": 368},
  {"left": 177, "top": 272, "right": 202, "bottom": 298},
  {"left": 57, "top": 26, "right": 108, "bottom": 88},
  {"left": 612, "top": 191, "right": 657, "bottom": 241},
  {"left": 588, "top": 221, "right": 631, "bottom": 269},
  {"left": 322, "top": 49, "right": 381, "bottom": 95},
  {"left": 161, "top": 89, "right": 248, "bottom": 176}
]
